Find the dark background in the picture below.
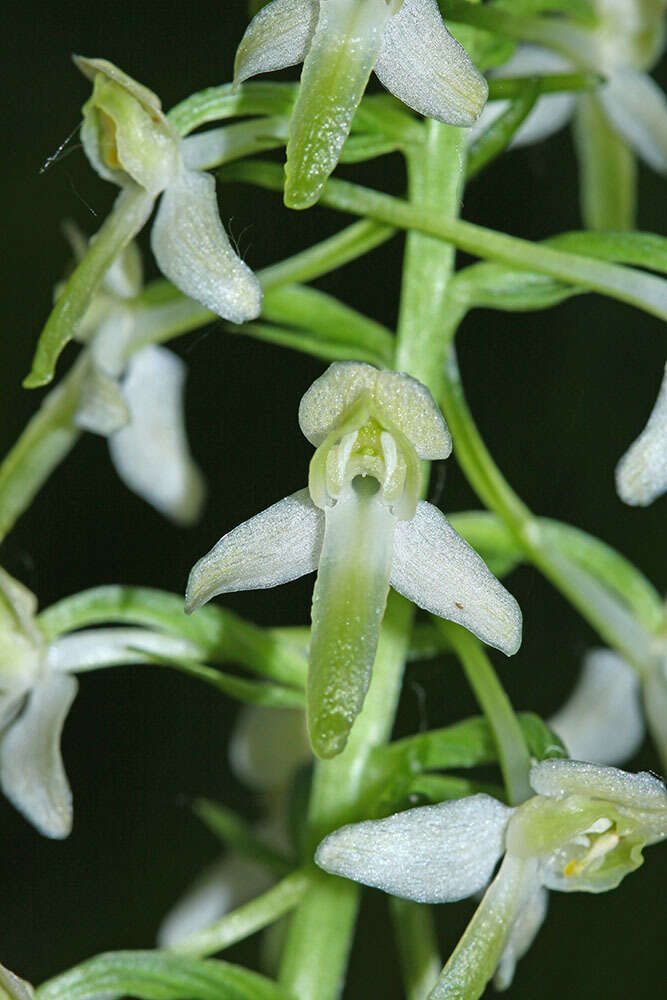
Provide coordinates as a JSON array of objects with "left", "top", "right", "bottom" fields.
[{"left": 2, "top": 1, "right": 665, "bottom": 997}]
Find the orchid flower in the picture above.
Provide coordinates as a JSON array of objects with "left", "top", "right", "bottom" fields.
[
  {"left": 316, "top": 759, "right": 667, "bottom": 997},
  {"left": 76, "top": 57, "right": 262, "bottom": 322},
  {"left": 468, "top": 1, "right": 667, "bottom": 225},
  {"left": 0, "top": 568, "right": 201, "bottom": 838},
  {"left": 615, "top": 360, "right": 667, "bottom": 506},
  {"left": 158, "top": 704, "right": 310, "bottom": 947},
  {"left": 186, "top": 362, "right": 522, "bottom": 758},
  {"left": 234, "top": 0, "right": 488, "bottom": 208},
  {"left": 66, "top": 231, "right": 206, "bottom": 524}
]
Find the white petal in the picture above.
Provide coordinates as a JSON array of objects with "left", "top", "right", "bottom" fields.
[
  {"left": 494, "top": 879, "right": 548, "bottom": 991},
  {"left": 374, "top": 0, "right": 488, "bottom": 126},
  {"left": 108, "top": 345, "right": 206, "bottom": 525},
  {"left": 48, "top": 628, "right": 202, "bottom": 673},
  {"left": 151, "top": 167, "right": 262, "bottom": 324},
  {"left": 0, "top": 963, "right": 35, "bottom": 1000},
  {"left": 0, "top": 672, "right": 77, "bottom": 838},
  {"left": 391, "top": 501, "right": 522, "bottom": 655},
  {"left": 157, "top": 853, "right": 274, "bottom": 948},
  {"left": 599, "top": 70, "right": 667, "bottom": 173},
  {"left": 74, "top": 363, "right": 130, "bottom": 436},
  {"left": 185, "top": 489, "right": 324, "bottom": 612},
  {"left": 529, "top": 759, "right": 667, "bottom": 812},
  {"left": 234, "top": 0, "right": 318, "bottom": 85},
  {"left": 549, "top": 650, "right": 644, "bottom": 765},
  {"left": 430, "top": 854, "right": 536, "bottom": 1000},
  {"left": 615, "top": 361, "right": 667, "bottom": 506},
  {"left": 229, "top": 705, "right": 310, "bottom": 790},
  {"left": 315, "top": 794, "right": 512, "bottom": 903}
]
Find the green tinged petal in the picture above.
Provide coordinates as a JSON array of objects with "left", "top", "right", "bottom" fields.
[
  {"left": 285, "top": 0, "right": 393, "bottom": 208},
  {"left": 308, "top": 482, "right": 396, "bottom": 758}
]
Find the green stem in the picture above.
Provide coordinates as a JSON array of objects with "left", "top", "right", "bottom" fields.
[
  {"left": 171, "top": 868, "right": 313, "bottom": 957},
  {"left": 395, "top": 122, "right": 465, "bottom": 394},
  {"left": 0, "top": 359, "right": 86, "bottom": 546},
  {"left": 439, "top": 345, "right": 656, "bottom": 672},
  {"left": 391, "top": 898, "right": 441, "bottom": 1000},
  {"left": 438, "top": 623, "right": 532, "bottom": 806},
  {"left": 223, "top": 161, "right": 667, "bottom": 321}
]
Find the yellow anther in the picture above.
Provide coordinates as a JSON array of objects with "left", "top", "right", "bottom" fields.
[{"left": 564, "top": 831, "right": 621, "bottom": 877}]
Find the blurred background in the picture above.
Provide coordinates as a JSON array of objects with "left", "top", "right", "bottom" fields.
[{"left": 2, "top": 1, "right": 666, "bottom": 996}]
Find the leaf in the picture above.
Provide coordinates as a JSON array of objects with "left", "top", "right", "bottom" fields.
[
  {"left": 369, "top": 711, "right": 568, "bottom": 782},
  {"left": 36, "top": 951, "right": 290, "bottom": 1000},
  {"left": 137, "top": 650, "right": 305, "bottom": 708},
  {"left": 467, "top": 80, "right": 541, "bottom": 179},
  {"left": 192, "top": 799, "right": 295, "bottom": 875},
  {"left": 261, "top": 284, "right": 394, "bottom": 365}
]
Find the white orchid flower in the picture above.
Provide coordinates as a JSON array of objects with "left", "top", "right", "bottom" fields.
[
  {"left": 0, "top": 568, "right": 201, "bottom": 838},
  {"left": 468, "top": 2, "right": 667, "bottom": 200},
  {"left": 66, "top": 232, "right": 206, "bottom": 525},
  {"left": 158, "top": 704, "right": 310, "bottom": 947},
  {"left": 615, "top": 360, "right": 667, "bottom": 506},
  {"left": 234, "top": 0, "right": 488, "bottom": 207},
  {"left": 316, "top": 759, "right": 667, "bottom": 997},
  {"left": 549, "top": 649, "right": 645, "bottom": 765},
  {"left": 186, "top": 362, "right": 522, "bottom": 759},
  {"left": 76, "top": 56, "right": 262, "bottom": 323}
]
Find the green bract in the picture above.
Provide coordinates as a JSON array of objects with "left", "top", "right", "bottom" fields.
[{"left": 187, "top": 362, "right": 522, "bottom": 759}]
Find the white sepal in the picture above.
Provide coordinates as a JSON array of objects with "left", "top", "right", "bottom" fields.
[
  {"left": 0, "top": 672, "right": 78, "bottom": 839},
  {"left": 48, "top": 628, "right": 202, "bottom": 673},
  {"left": 108, "top": 345, "right": 205, "bottom": 526},
  {"left": 315, "top": 794, "right": 512, "bottom": 903},
  {"left": 391, "top": 501, "right": 523, "bottom": 655},
  {"left": 549, "top": 650, "right": 644, "bottom": 765},
  {"left": 234, "top": 0, "right": 318, "bottom": 86},
  {"left": 186, "top": 489, "right": 324, "bottom": 612},
  {"left": 374, "top": 0, "right": 488, "bottom": 126},
  {"left": 529, "top": 759, "right": 667, "bottom": 813},
  {"left": 599, "top": 70, "right": 667, "bottom": 173},
  {"left": 150, "top": 167, "right": 262, "bottom": 324},
  {"left": 615, "top": 361, "right": 667, "bottom": 506}
]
